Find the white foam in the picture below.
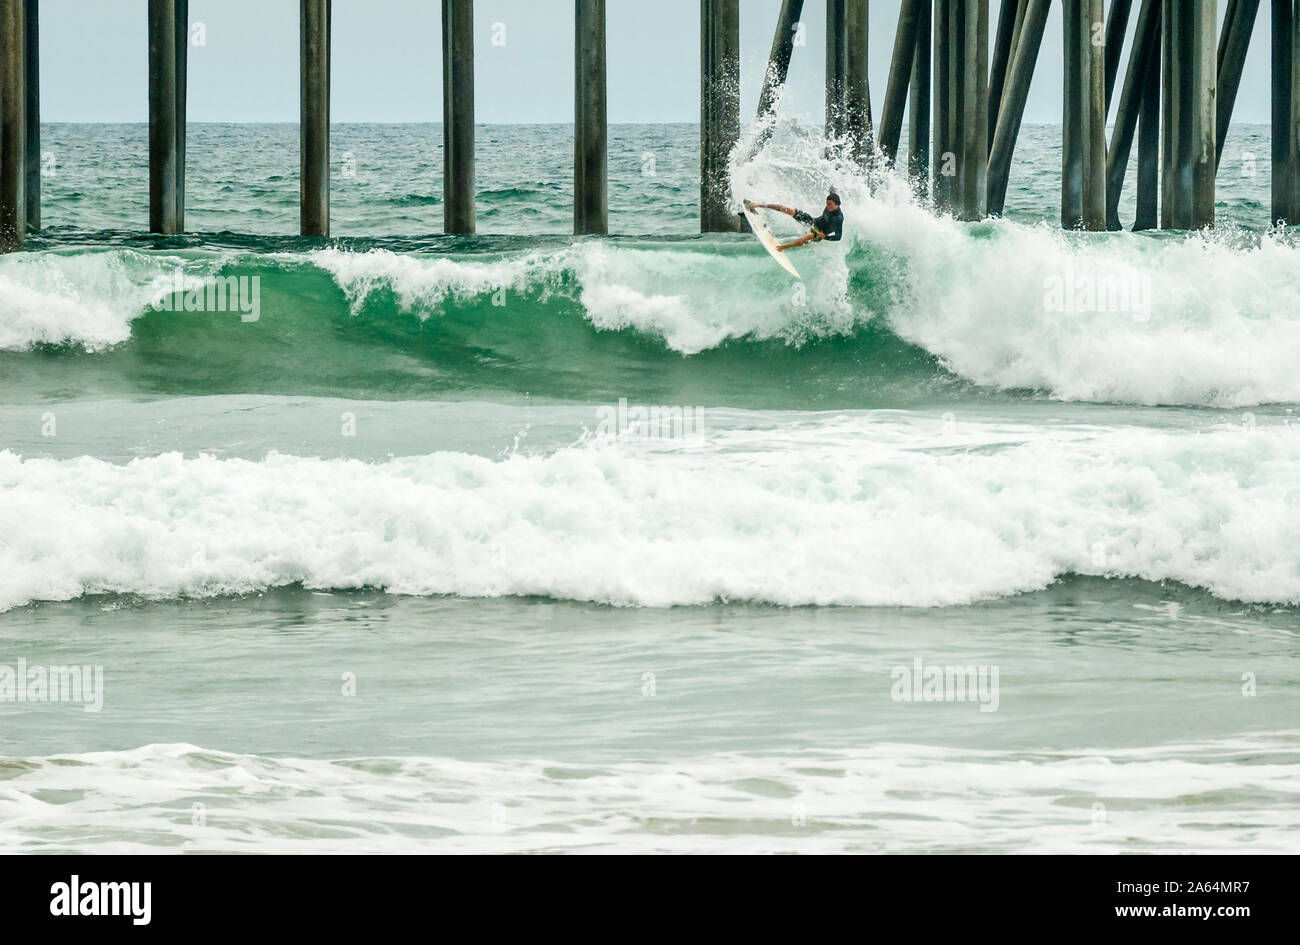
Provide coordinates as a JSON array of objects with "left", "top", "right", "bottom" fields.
[
  {"left": 2, "top": 736, "right": 1296, "bottom": 853},
  {"left": 2, "top": 415, "right": 1298, "bottom": 611},
  {"left": 0, "top": 249, "right": 240, "bottom": 351},
  {"left": 309, "top": 241, "right": 857, "bottom": 354}
]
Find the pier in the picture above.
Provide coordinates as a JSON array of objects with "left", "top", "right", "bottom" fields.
[{"left": 0, "top": 1, "right": 1288, "bottom": 250}]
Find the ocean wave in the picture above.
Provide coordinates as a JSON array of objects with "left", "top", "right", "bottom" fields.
[
  {"left": 3, "top": 737, "right": 1297, "bottom": 853},
  {"left": 5, "top": 191, "right": 1300, "bottom": 406},
  {"left": 2, "top": 418, "right": 1298, "bottom": 611}
]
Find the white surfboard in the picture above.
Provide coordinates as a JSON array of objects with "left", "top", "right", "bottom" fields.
[{"left": 741, "top": 204, "right": 801, "bottom": 279}]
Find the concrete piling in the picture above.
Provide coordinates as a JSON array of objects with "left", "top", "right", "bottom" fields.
[
  {"left": 1272, "top": 0, "right": 1297, "bottom": 224},
  {"left": 988, "top": 0, "right": 1019, "bottom": 154},
  {"left": 0, "top": 0, "right": 24, "bottom": 251},
  {"left": 956, "top": 0, "right": 988, "bottom": 220},
  {"left": 1062, "top": 0, "right": 1106, "bottom": 230},
  {"left": 148, "top": 0, "right": 184, "bottom": 234},
  {"left": 757, "top": 0, "right": 805, "bottom": 120},
  {"left": 575, "top": 0, "right": 608, "bottom": 234},
  {"left": 1161, "top": 0, "right": 1216, "bottom": 229},
  {"left": 932, "top": 0, "right": 953, "bottom": 211},
  {"left": 1106, "top": 0, "right": 1161, "bottom": 229},
  {"left": 880, "top": 0, "right": 922, "bottom": 165},
  {"left": 442, "top": 0, "right": 475, "bottom": 233},
  {"left": 1135, "top": 8, "right": 1162, "bottom": 231},
  {"left": 300, "top": 0, "right": 330, "bottom": 237},
  {"left": 23, "top": 0, "right": 36, "bottom": 231},
  {"left": 1216, "top": 0, "right": 1260, "bottom": 168},
  {"left": 846, "top": 0, "right": 873, "bottom": 166},
  {"left": 1104, "top": 0, "right": 1134, "bottom": 110},
  {"left": 700, "top": 0, "right": 738, "bottom": 232},
  {"left": 987, "top": 0, "right": 1047, "bottom": 216},
  {"left": 908, "top": 0, "right": 931, "bottom": 195}
]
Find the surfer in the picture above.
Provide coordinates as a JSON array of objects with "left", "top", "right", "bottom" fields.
[{"left": 744, "top": 192, "right": 843, "bottom": 251}]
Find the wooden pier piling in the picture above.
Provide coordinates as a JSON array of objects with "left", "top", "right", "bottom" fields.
[
  {"left": 0, "top": 0, "right": 24, "bottom": 252},
  {"left": 575, "top": 0, "right": 608, "bottom": 235},
  {"left": 299, "top": 0, "right": 330, "bottom": 237},
  {"left": 700, "top": 0, "right": 739, "bottom": 232},
  {"left": 442, "top": 0, "right": 475, "bottom": 233}
]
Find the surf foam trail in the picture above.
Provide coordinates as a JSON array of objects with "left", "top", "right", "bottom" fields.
[{"left": 3, "top": 413, "right": 1298, "bottom": 611}]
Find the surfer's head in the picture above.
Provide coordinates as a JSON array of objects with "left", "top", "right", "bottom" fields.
[{"left": 826, "top": 191, "right": 841, "bottom": 210}]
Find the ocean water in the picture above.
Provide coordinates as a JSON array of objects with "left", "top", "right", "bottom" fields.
[{"left": 1, "top": 122, "right": 1298, "bottom": 853}]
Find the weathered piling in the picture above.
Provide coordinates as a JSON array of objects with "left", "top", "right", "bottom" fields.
[
  {"left": 908, "top": 0, "right": 931, "bottom": 194},
  {"left": 300, "top": 0, "right": 330, "bottom": 236},
  {"left": 1135, "top": 10, "right": 1162, "bottom": 231},
  {"left": 846, "top": 0, "right": 872, "bottom": 166},
  {"left": 879, "top": 0, "right": 921, "bottom": 165},
  {"left": 575, "top": 0, "right": 608, "bottom": 234},
  {"left": 700, "top": 0, "right": 737, "bottom": 232},
  {"left": 932, "top": 0, "right": 953, "bottom": 211},
  {"left": 956, "top": 0, "right": 989, "bottom": 220},
  {"left": 23, "top": 0, "right": 36, "bottom": 230},
  {"left": 1106, "top": 0, "right": 1161, "bottom": 229},
  {"left": 1273, "top": 0, "right": 1298, "bottom": 223},
  {"left": 442, "top": 0, "right": 474, "bottom": 233},
  {"left": 748, "top": 0, "right": 804, "bottom": 161},
  {"left": 987, "top": 0, "right": 1048, "bottom": 215},
  {"left": 1161, "top": 0, "right": 1216, "bottom": 229},
  {"left": 1216, "top": 0, "right": 1259, "bottom": 168},
  {"left": 1103, "top": 0, "right": 1134, "bottom": 110},
  {"left": 826, "top": 0, "right": 847, "bottom": 146},
  {"left": 825, "top": 0, "right": 872, "bottom": 165},
  {"left": 175, "top": 0, "right": 188, "bottom": 232},
  {"left": 757, "top": 0, "right": 806, "bottom": 119},
  {"left": 0, "top": 0, "right": 24, "bottom": 252},
  {"left": 1190, "top": 1, "right": 1217, "bottom": 225},
  {"left": 148, "top": 0, "right": 185, "bottom": 234},
  {"left": 1062, "top": 0, "right": 1106, "bottom": 230},
  {"left": 988, "top": 0, "right": 1019, "bottom": 153}
]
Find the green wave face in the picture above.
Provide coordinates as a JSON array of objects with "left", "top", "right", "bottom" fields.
[{"left": 0, "top": 241, "right": 962, "bottom": 409}]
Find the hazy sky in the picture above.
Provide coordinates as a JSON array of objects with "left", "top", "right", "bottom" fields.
[{"left": 39, "top": 0, "right": 1276, "bottom": 125}]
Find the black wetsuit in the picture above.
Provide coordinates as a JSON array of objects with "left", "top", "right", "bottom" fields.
[{"left": 794, "top": 206, "right": 844, "bottom": 241}]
